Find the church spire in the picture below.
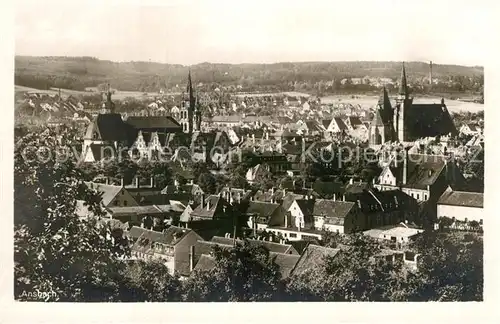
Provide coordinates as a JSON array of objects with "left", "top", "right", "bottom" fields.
[{"left": 398, "top": 62, "right": 409, "bottom": 98}]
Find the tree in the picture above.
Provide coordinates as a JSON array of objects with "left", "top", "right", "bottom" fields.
[
  {"left": 406, "top": 231, "right": 483, "bottom": 301},
  {"left": 286, "top": 234, "right": 399, "bottom": 301},
  {"left": 197, "top": 172, "right": 217, "bottom": 194},
  {"left": 14, "top": 128, "right": 129, "bottom": 301},
  {"left": 121, "top": 260, "right": 182, "bottom": 302},
  {"left": 183, "top": 242, "right": 284, "bottom": 301}
]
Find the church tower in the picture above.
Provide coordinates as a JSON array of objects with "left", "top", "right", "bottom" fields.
[
  {"left": 101, "top": 83, "right": 116, "bottom": 114},
  {"left": 394, "top": 62, "right": 413, "bottom": 142},
  {"left": 369, "top": 87, "right": 393, "bottom": 146},
  {"left": 180, "top": 70, "right": 197, "bottom": 133}
]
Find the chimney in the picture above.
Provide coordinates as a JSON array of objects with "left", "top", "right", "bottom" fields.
[
  {"left": 200, "top": 194, "right": 205, "bottom": 208},
  {"left": 105, "top": 177, "right": 109, "bottom": 185},
  {"left": 120, "top": 178, "right": 124, "bottom": 187},
  {"left": 349, "top": 178, "right": 354, "bottom": 185},
  {"left": 284, "top": 213, "right": 288, "bottom": 228},
  {"left": 237, "top": 191, "right": 242, "bottom": 203},
  {"left": 135, "top": 177, "right": 140, "bottom": 188},
  {"left": 206, "top": 199, "right": 211, "bottom": 210},
  {"left": 394, "top": 196, "right": 399, "bottom": 207},
  {"left": 357, "top": 199, "right": 362, "bottom": 208},
  {"left": 150, "top": 176, "right": 154, "bottom": 188},
  {"left": 333, "top": 193, "right": 336, "bottom": 201},
  {"left": 342, "top": 194, "right": 346, "bottom": 201},
  {"left": 189, "top": 245, "right": 195, "bottom": 272}
]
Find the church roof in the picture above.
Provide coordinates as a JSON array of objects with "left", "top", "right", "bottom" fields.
[
  {"left": 85, "top": 113, "right": 128, "bottom": 142},
  {"left": 404, "top": 103, "right": 457, "bottom": 140},
  {"left": 399, "top": 63, "right": 408, "bottom": 96},
  {"left": 372, "top": 109, "right": 385, "bottom": 127},
  {"left": 125, "top": 116, "right": 181, "bottom": 130}
]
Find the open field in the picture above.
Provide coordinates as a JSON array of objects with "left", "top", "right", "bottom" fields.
[{"left": 320, "top": 94, "right": 484, "bottom": 113}]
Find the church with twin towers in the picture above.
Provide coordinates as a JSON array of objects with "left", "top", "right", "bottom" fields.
[{"left": 369, "top": 63, "right": 457, "bottom": 147}]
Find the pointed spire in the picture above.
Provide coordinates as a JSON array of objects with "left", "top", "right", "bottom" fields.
[
  {"left": 378, "top": 86, "right": 390, "bottom": 106},
  {"left": 187, "top": 69, "right": 193, "bottom": 94},
  {"left": 372, "top": 109, "right": 384, "bottom": 127},
  {"left": 399, "top": 62, "right": 408, "bottom": 98}
]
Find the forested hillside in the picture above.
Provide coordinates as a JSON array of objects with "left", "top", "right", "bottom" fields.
[{"left": 15, "top": 56, "right": 483, "bottom": 93}]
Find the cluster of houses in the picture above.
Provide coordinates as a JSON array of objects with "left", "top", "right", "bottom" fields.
[{"left": 73, "top": 64, "right": 484, "bottom": 276}]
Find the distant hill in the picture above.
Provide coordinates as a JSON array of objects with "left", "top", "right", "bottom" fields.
[{"left": 15, "top": 56, "right": 484, "bottom": 93}]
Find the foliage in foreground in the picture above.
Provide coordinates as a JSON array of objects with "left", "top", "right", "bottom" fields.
[{"left": 14, "top": 128, "right": 483, "bottom": 302}]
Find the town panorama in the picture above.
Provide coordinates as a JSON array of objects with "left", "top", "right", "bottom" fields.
[{"left": 14, "top": 56, "right": 484, "bottom": 302}]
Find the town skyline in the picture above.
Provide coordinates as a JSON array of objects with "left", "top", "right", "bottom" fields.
[{"left": 15, "top": 0, "right": 488, "bottom": 66}]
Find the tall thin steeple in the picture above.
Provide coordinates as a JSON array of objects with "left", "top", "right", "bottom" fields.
[
  {"left": 187, "top": 69, "right": 195, "bottom": 106},
  {"left": 398, "top": 62, "right": 409, "bottom": 99}
]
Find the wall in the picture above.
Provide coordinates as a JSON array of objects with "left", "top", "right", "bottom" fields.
[
  {"left": 287, "top": 200, "right": 305, "bottom": 228},
  {"left": 323, "top": 224, "right": 344, "bottom": 234},
  {"left": 437, "top": 204, "right": 484, "bottom": 223},
  {"left": 108, "top": 189, "right": 139, "bottom": 208},
  {"left": 266, "top": 228, "right": 322, "bottom": 241}
]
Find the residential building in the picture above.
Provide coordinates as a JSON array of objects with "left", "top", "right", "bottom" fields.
[
  {"left": 437, "top": 187, "right": 484, "bottom": 226},
  {"left": 363, "top": 223, "right": 424, "bottom": 244},
  {"left": 84, "top": 181, "right": 138, "bottom": 208},
  {"left": 374, "top": 152, "right": 466, "bottom": 202},
  {"left": 312, "top": 199, "right": 365, "bottom": 234},
  {"left": 131, "top": 226, "right": 203, "bottom": 276}
]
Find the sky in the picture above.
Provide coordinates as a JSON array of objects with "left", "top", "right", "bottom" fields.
[{"left": 15, "top": 0, "right": 490, "bottom": 66}]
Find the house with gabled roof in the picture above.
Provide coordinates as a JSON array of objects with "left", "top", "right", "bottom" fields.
[
  {"left": 312, "top": 199, "right": 365, "bottom": 234},
  {"left": 84, "top": 181, "right": 138, "bottom": 208},
  {"left": 290, "top": 244, "right": 341, "bottom": 277},
  {"left": 437, "top": 186, "right": 484, "bottom": 228},
  {"left": 459, "top": 123, "right": 482, "bottom": 136},
  {"left": 245, "top": 201, "right": 286, "bottom": 231},
  {"left": 131, "top": 226, "right": 203, "bottom": 276},
  {"left": 324, "top": 117, "right": 348, "bottom": 134},
  {"left": 373, "top": 152, "right": 466, "bottom": 203}
]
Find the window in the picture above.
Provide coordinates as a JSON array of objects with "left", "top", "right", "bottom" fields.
[
  {"left": 417, "top": 193, "right": 420, "bottom": 200},
  {"left": 289, "top": 233, "right": 297, "bottom": 238},
  {"left": 124, "top": 201, "right": 128, "bottom": 206},
  {"left": 480, "top": 219, "right": 483, "bottom": 225},
  {"left": 465, "top": 217, "right": 468, "bottom": 222},
  {"left": 114, "top": 200, "right": 119, "bottom": 206},
  {"left": 336, "top": 229, "right": 339, "bottom": 233}
]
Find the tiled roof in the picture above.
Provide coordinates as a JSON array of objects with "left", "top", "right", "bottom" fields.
[
  {"left": 128, "top": 226, "right": 149, "bottom": 241},
  {"left": 270, "top": 253, "right": 301, "bottom": 278},
  {"left": 438, "top": 189, "right": 483, "bottom": 208},
  {"left": 86, "top": 113, "right": 128, "bottom": 142},
  {"left": 404, "top": 104, "right": 457, "bottom": 140},
  {"left": 345, "top": 182, "right": 369, "bottom": 195},
  {"left": 404, "top": 154, "right": 447, "bottom": 190},
  {"left": 210, "top": 236, "right": 298, "bottom": 254},
  {"left": 193, "top": 254, "right": 216, "bottom": 272},
  {"left": 245, "top": 201, "right": 280, "bottom": 224},
  {"left": 348, "top": 116, "right": 363, "bottom": 127},
  {"left": 291, "top": 244, "right": 341, "bottom": 276},
  {"left": 125, "top": 116, "right": 181, "bottom": 130},
  {"left": 312, "top": 199, "right": 355, "bottom": 219},
  {"left": 84, "top": 181, "right": 124, "bottom": 207},
  {"left": 190, "top": 195, "right": 225, "bottom": 220},
  {"left": 333, "top": 117, "right": 348, "bottom": 130}
]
